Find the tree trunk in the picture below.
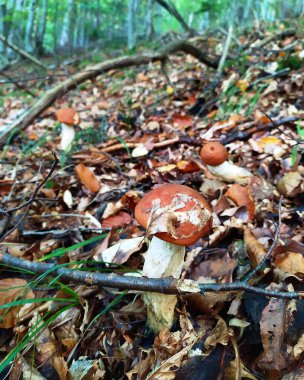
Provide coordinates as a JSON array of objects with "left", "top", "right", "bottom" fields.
[
  {"left": 36, "top": 0, "right": 48, "bottom": 56},
  {"left": 60, "top": 0, "right": 75, "bottom": 52},
  {"left": 127, "top": 0, "right": 136, "bottom": 49},
  {"left": 52, "top": 0, "right": 58, "bottom": 53},
  {"left": 145, "top": 0, "right": 154, "bottom": 39},
  {"left": 153, "top": 0, "right": 195, "bottom": 36},
  {"left": 24, "top": 0, "right": 37, "bottom": 52},
  {"left": 0, "top": 2, "right": 6, "bottom": 54}
]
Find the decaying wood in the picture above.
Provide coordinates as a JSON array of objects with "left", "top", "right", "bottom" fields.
[
  {"left": 0, "top": 41, "right": 218, "bottom": 143},
  {"left": 0, "top": 34, "right": 48, "bottom": 70}
]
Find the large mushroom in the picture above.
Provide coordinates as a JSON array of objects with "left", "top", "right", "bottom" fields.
[
  {"left": 135, "top": 184, "right": 212, "bottom": 332},
  {"left": 55, "top": 108, "right": 80, "bottom": 151},
  {"left": 200, "top": 142, "right": 252, "bottom": 184}
]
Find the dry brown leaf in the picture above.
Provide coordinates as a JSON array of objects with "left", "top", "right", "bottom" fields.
[
  {"left": 277, "top": 171, "right": 303, "bottom": 197},
  {"left": 257, "top": 297, "right": 287, "bottom": 372},
  {"left": 274, "top": 252, "right": 304, "bottom": 277},
  {"left": 204, "top": 317, "right": 233, "bottom": 351},
  {"left": 0, "top": 278, "right": 35, "bottom": 329},
  {"left": 75, "top": 163, "right": 101, "bottom": 192},
  {"left": 225, "top": 184, "right": 255, "bottom": 221},
  {"left": 176, "top": 160, "right": 200, "bottom": 173},
  {"left": 243, "top": 227, "right": 266, "bottom": 268},
  {"left": 101, "top": 211, "right": 132, "bottom": 228},
  {"left": 225, "top": 358, "right": 257, "bottom": 380}
]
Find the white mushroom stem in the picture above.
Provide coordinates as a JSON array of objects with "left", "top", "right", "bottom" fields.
[
  {"left": 142, "top": 236, "right": 185, "bottom": 333},
  {"left": 60, "top": 123, "right": 75, "bottom": 151},
  {"left": 207, "top": 161, "right": 253, "bottom": 184}
]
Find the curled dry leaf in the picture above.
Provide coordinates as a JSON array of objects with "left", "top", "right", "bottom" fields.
[
  {"left": 274, "top": 241, "right": 304, "bottom": 277},
  {"left": 225, "top": 184, "right": 255, "bottom": 221},
  {"left": 75, "top": 163, "right": 101, "bottom": 193},
  {"left": 243, "top": 227, "right": 266, "bottom": 268},
  {"left": 277, "top": 171, "right": 303, "bottom": 197},
  {"left": 0, "top": 278, "right": 35, "bottom": 329},
  {"left": 225, "top": 358, "right": 257, "bottom": 380},
  {"left": 257, "top": 297, "right": 288, "bottom": 372},
  {"left": 172, "top": 113, "right": 193, "bottom": 129},
  {"left": 176, "top": 160, "right": 200, "bottom": 173},
  {"left": 101, "top": 211, "right": 132, "bottom": 228},
  {"left": 99, "top": 236, "right": 144, "bottom": 265},
  {"left": 204, "top": 316, "right": 233, "bottom": 351}
]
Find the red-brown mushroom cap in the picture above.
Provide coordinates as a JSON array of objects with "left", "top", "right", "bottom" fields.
[
  {"left": 135, "top": 184, "right": 212, "bottom": 246},
  {"left": 200, "top": 142, "right": 228, "bottom": 166},
  {"left": 55, "top": 108, "right": 80, "bottom": 125}
]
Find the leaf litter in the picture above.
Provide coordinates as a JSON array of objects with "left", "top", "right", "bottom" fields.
[{"left": 0, "top": 20, "right": 304, "bottom": 380}]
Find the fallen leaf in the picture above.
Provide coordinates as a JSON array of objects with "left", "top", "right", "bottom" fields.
[
  {"left": 0, "top": 278, "right": 35, "bottom": 328},
  {"left": 277, "top": 171, "right": 303, "bottom": 197},
  {"left": 225, "top": 184, "right": 255, "bottom": 221},
  {"left": 101, "top": 211, "right": 132, "bottom": 228},
  {"left": 243, "top": 227, "right": 266, "bottom": 268},
  {"left": 176, "top": 160, "right": 200, "bottom": 173},
  {"left": 172, "top": 114, "right": 193, "bottom": 128},
  {"left": 99, "top": 236, "right": 143, "bottom": 264},
  {"left": 75, "top": 164, "right": 101, "bottom": 192}
]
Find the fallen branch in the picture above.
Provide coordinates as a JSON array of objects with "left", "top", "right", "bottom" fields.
[
  {"left": 0, "top": 41, "right": 217, "bottom": 143},
  {"left": 0, "top": 34, "right": 48, "bottom": 70},
  {"left": 0, "top": 252, "right": 301, "bottom": 299},
  {"left": 0, "top": 153, "right": 58, "bottom": 241},
  {"left": 221, "top": 114, "right": 304, "bottom": 144},
  {"left": 0, "top": 70, "right": 35, "bottom": 97}
]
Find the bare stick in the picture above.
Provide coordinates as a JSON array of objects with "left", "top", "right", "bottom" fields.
[
  {"left": 0, "top": 250, "right": 301, "bottom": 300},
  {"left": 243, "top": 197, "right": 283, "bottom": 283},
  {"left": 0, "top": 153, "right": 58, "bottom": 241},
  {"left": 0, "top": 34, "right": 48, "bottom": 70}
]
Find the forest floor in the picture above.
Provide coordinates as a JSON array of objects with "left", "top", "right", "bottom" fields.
[{"left": 0, "top": 19, "right": 304, "bottom": 380}]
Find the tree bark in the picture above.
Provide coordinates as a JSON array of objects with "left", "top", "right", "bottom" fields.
[
  {"left": 24, "top": 0, "right": 37, "bottom": 52},
  {"left": 36, "top": 0, "right": 48, "bottom": 56},
  {"left": 0, "top": 40, "right": 218, "bottom": 142}
]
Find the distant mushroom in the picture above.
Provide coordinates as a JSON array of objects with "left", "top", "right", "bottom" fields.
[
  {"left": 200, "top": 142, "right": 252, "bottom": 184},
  {"left": 55, "top": 108, "right": 80, "bottom": 151},
  {"left": 135, "top": 184, "right": 212, "bottom": 332}
]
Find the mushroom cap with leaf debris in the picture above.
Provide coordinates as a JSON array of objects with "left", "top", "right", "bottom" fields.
[{"left": 135, "top": 184, "right": 212, "bottom": 246}]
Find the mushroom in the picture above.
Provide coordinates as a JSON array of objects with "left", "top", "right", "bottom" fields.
[
  {"left": 135, "top": 183, "right": 212, "bottom": 332},
  {"left": 200, "top": 142, "right": 253, "bottom": 184},
  {"left": 55, "top": 108, "right": 80, "bottom": 151}
]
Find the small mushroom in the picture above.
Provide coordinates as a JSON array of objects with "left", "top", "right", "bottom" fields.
[
  {"left": 55, "top": 108, "right": 80, "bottom": 151},
  {"left": 135, "top": 183, "right": 212, "bottom": 332},
  {"left": 200, "top": 142, "right": 252, "bottom": 184}
]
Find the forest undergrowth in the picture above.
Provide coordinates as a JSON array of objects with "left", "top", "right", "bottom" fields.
[{"left": 0, "top": 19, "right": 304, "bottom": 380}]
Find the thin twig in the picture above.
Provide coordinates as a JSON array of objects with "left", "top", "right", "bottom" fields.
[
  {"left": 0, "top": 250, "right": 301, "bottom": 299},
  {"left": 0, "top": 153, "right": 58, "bottom": 241},
  {"left": 1, "top": 154, "right": 58, "bottom": 215},
  {"left": 243, "top": 197, "right": 283, "bottom": 283}
]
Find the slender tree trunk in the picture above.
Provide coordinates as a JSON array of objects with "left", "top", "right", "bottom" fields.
[
  {"left": 127, "top": 0, "right": 135, "bottom": 49},
  {"left": 145, "top": 0, "right": 154, "bottom": 39},
  {"left": 153, "top": 0, "right": 195, "bottom": 35},
  {"left": 60, "top": 0, "right": 74, "bottom": 51},
  {"left": 0, "top": 2, "right": 6, "bottom": 54},
  {"left": 53, "top": 0, "right": 59, "bottom": 53},
  {"left": 36, "top": 0, "right": 48, "bottom": 56},
  {"left": 25, "top": 0, "right": 37, "bottom": 52}
]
